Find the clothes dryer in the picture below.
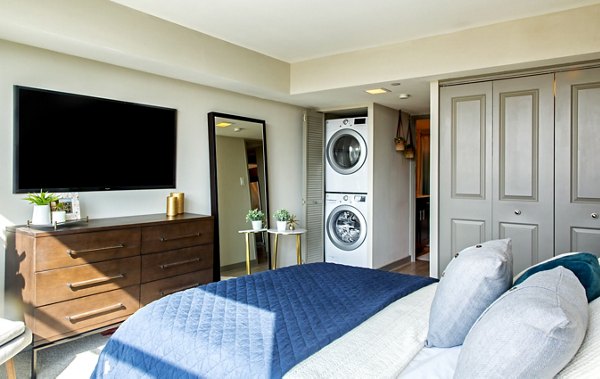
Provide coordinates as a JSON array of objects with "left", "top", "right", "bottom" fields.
[
  {"left": 325, "top": 117, "right": 368, "bottom": 193},
  {"left": 325, "top": 192, "right": 370, "bottom": 268}
]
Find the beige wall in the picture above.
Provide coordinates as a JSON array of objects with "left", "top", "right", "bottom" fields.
[
  {"left": 0, "top": 40, "right": 304, "bottom": 315},
  {"left": 0, "top": 0, "right": 290, "bottom": 101},
  {"left": 369, "top": 105, "right": 412, "bottom": 268},
  {"left": 291, "top": 4, "right": 600, "bottom": 93}
]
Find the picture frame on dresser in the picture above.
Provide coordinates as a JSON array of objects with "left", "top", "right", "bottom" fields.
[{"left": 58, "top": 193, "right": 80, "bottom": 221}]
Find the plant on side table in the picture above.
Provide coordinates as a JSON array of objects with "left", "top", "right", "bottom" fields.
[
  {"left": 273, "top": 209, "right": 291, "bottom": 232},
  {"left": 24, "top": 189, "right": 59, "bottom": 225},
  {"left": 246, "top": 208, "right": 265, "bottom": 231}
]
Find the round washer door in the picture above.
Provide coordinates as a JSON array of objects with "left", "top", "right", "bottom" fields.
[
  {"left": 326, "top": 205, "right": 367, "bottom": 251},
  {"left": 326, "top": 129, "right": 367, "bottom": 175}
]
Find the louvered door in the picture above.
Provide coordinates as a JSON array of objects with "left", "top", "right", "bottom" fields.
[{"left": 303, "top": 110, "right": 325, "bottom": 263}]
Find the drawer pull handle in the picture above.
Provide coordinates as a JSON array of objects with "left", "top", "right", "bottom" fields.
[
  {"left": 67, "top": 243, "right": 125, "bottom": 257},
  {"left": 68, "top": 274, "right": 125, "bottom": 289},
  {"left": 160, "top": 258, "right": 201, "bottom": 269},
  {"left": 66, "top": 303, "right": 125, "bottom": 323},
  {"left": 159, "top": 282, "right": 199, "bottom": 297},
  {"left": 159, "top": 232, "right": 200, "bottom": 242}
]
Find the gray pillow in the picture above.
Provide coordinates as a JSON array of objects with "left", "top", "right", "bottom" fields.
[
  {"left": 425, "top": 238, "right": 512, "bottom": 347},
  {"left": 455, "top": 266, "right": 589, "bottom": 379}
]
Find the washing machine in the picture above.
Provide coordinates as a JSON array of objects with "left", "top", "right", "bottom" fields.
[
  {"left": 325, "top": 117, "right": 368, "bottom": 193},
  {"left": 325, "top": 192, "right": 370, "bottom": 268}
]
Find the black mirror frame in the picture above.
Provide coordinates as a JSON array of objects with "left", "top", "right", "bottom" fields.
[{"left": 208, "top": 112, "right": 270, "bottom": 281}]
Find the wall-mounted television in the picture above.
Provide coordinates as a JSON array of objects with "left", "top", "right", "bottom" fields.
[{"left": 14, "top": 86, "right": 177, "bottom": 193}]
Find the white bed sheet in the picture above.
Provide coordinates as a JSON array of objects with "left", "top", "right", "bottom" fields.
[
  {"left": 286, "top": 277, "right": 600, "bottom": 378},
  {"left": 286, "top": 283, "right": 438, "bottom": 378}
]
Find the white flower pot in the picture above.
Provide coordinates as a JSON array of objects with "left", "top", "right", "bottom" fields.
[
  {"left": 251, "top": 220, "right": 262, "bottom": 231},
  {"left": 276, "top": 220, "right": 287, "bottom": 232},
  {"left": 31, "top": 204, "right": 51, "bottom": 225},
  {"left": 52, "top": 210, "right": 67, "bottom": 224}
]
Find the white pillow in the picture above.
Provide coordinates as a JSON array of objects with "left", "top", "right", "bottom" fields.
[
  {"left": 455, "top": 267, "right": 588, "bottom": 378},
  {"left": 425, "top": 239, "right": 513, "bottom": 347},
  {"left": 557, "top": 294, "right": 600, "bottom": 378}
]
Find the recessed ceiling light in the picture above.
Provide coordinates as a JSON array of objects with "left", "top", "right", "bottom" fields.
[
  {"left": 216, "top": 122, "right": 233, "bottom": 128},
  {"left": 233, "top": 127, "right": 244, "bottom": 132},
  {"left": 365, "top": 88, "right": 391, "bottom": 95},
  {"left": 398, "top": 93, "right": 411, "bottom": 99}
]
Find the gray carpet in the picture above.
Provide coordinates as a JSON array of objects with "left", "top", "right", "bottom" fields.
[{"left": 1, "top": 333, "right": 109, "bottom": 379}]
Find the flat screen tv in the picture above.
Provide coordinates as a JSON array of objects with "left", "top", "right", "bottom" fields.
[{"left": 14, "top": 86, "right": 177, "bottom": 193}]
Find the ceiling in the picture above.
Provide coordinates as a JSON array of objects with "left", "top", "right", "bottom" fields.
[
  {"left": 108, "top": 0, "right": 600, "bottom": 115},
  {"left": 111, "top": 0, "right": 600, "bottom": 63}
]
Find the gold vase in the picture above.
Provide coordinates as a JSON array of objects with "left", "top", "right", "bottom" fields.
[
  {"left": 166, "top": 195, "right": 178, "bottom": 216},
  {"left": 170, "top": 192, "right": 185, "bottom": 214}
]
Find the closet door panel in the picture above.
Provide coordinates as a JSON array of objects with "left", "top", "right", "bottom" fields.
[
  {"left": 499, "top": 223, "right": 538, "bottom": 275},
  {"left": 439, "top": 82, "right": 493, "bottom": 272},
  {"left": 556, "top": 68, "right": 600, "bottom": 256},
  {"left": 492, "top": 74, "right": 555, "bottom": 268},
  {"left": 450, "top": 219, "right": 486, "bottom": 260}
]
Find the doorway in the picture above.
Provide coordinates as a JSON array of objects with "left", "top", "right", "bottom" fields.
[{"left": 415, "top": 117, "right": 430, "bottom": 267}]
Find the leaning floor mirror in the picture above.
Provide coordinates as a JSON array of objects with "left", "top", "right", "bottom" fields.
[{"left": 208, "top": 112, "right": 270, "bottom": 280}]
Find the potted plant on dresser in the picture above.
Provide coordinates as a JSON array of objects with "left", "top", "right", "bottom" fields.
[
  {"left": 273, "top": 209, "right": 291, "bottom": 232},
  {"left": 246, "top": 208, "right": 265, "bottom": 231},
  {"left": 24, "top": 189, "right": 59, "bottom": 225}
]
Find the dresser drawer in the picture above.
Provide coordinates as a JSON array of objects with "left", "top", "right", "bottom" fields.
[
  {"left": 140, "top": 269, "right": 212, "bottom": 306},
  {"left": 141, "top": 219, "right": 213, "bottom": 254},
  {"left": 35, "top": 256, "right": 141, "bottom": 307},
  {"left": 141, "top": 245, "right": 213, "bottom": 283},
  {"left": 35, "top": 228, "right": 141, "bottom": 271},
  {"left": 34, "top": 286, "right": 139, "bottom": 343}
]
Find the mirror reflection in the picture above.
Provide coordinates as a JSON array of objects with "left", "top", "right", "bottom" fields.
[{"left": 209, "top": 113, "right": 270, "bottom": 279}]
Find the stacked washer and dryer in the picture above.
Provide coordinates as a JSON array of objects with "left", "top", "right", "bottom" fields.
[{"left": 324, "top": 117, "right": 371, "bottom": 268}]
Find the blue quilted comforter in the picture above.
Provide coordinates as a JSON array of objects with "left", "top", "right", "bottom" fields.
[{"left": 92, "top": 262, "right": 435, "bottom": 378}]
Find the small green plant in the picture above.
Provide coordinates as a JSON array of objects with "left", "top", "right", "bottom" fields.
[
  {"left": 273, "top": 209, "right": 291, "bottom": 222},
  {"left": 245, "top": 208, "right": 265, "bottom": 223},
  {"left": 23, "top": 190, "right": 59, "bottom": 206}
]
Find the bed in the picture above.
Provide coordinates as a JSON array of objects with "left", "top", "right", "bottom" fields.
[{"left": 92, "top": 240, "right": 600, "bottom": 378}]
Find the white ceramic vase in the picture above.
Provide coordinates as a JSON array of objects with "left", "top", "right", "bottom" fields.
[
  {"left": 276, "top": 220, "right": 287, "bottom": 232},
  {"left": 52, "top": 210, "right": 67, "bottom": 224},
  {"left": 251, "top": 220, "right": 262, "bottom": 231},
  {"left": 31, "top": 204, "right": 51, "bottom": 225}
]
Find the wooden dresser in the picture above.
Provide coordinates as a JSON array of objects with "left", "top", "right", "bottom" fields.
[{"left": 4, "top": 213, "right": 213, "bottom": 346}]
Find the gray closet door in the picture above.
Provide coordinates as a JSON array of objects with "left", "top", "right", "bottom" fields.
[
  {"left": 492, "top": 74, "right": 555, "bottom": 274},
  {"left": 555, "top": 67, "right": 600, "bottom": 256},
  {"left": 303, "top": 110, "right": 325, "bottom": 263},
  {"left": 439, "top": 82, "right": 493, "bottom": 272}
]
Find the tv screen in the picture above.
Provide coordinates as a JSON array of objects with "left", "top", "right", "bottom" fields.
[{"left": 14, "top": 86, "right": 177, "bottom": 193}]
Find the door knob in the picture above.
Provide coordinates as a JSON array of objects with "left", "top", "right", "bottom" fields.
[
  {"left": 592, "top": 213, "right": 599, "bottom": 219},
  {"left": 514, "top": 210, "right": 522, "bottom": 215}
]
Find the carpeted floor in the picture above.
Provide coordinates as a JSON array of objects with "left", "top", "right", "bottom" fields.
[{"left": 1, "top": 333, "right": 109, "bottom": 379}]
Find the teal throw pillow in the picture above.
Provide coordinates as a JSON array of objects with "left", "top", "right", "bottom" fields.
[{"left": 513, "top": 252, "right": 600, "bottom": 302}]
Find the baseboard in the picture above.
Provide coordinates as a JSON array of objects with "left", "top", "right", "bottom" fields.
[
  {"left": 379, "top": 256, "right": 411, "bottom": 271},
  {"left": 220, "top": 260, "right": 257, "bottom": 272}
]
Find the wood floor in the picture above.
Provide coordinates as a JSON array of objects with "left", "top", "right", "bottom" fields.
[
  {"left": 387, "top": 259, "right": 430, "bottom": 277},
  {"left": 221, "top": 259, "right": 430, "bottom": 278}
]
